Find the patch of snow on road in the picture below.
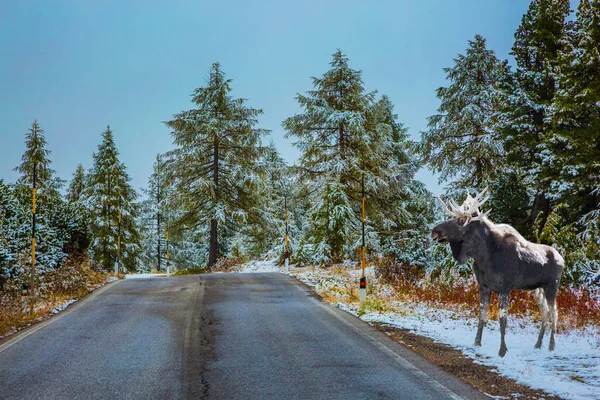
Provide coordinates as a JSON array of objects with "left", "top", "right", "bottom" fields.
[
  {"left": 294, "top": 267, "right": 600, "bottom": 400},
  {"left": 239, "top": 259, "right": 281, "bottom": 273}
]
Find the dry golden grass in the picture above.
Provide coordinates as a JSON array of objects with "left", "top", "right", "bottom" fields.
[
  {"left": 298, "top": 262, "right": 600, "bottom": 331},
  {"left": 0, "top": 256, "right": 109, "bottom": 337},
  {"left": 387, "top": 275, "right": 600, "bottom": 330}
]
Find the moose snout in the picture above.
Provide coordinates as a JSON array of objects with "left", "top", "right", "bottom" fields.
[{"left": 431, "top": 228, "right": 446, "bottom": 242}]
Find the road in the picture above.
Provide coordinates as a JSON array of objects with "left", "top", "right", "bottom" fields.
[{"left": 0, "top": 273, "right": 487, "bottom": 399}]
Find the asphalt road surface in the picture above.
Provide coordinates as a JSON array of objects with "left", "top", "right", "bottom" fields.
[{"left": 0, "top": 273, "right": 487, "bottom": 400}]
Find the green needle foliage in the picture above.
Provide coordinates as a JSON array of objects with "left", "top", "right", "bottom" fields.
[
  {"left": 417, "top": 35, "right": 512, "bottom": 190},
  {"left": 84, "top": 126, "right": 140, "bottom": 271},
  {"left": 164, "top": 62, "right": 267, "bottom": 268},
  {"left": 14, "top": 120, "right": 58, "bottom": 191},
  {"left": 284, "top": 50, "right": 431, "bottom": 263}
]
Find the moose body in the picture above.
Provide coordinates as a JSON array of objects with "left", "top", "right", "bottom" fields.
[{"left": 432, "top": 191, "right": 564, "bottom": 357}]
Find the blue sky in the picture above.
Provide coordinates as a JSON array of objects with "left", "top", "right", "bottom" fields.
[{"left": 0, "top": 1, "right": 532, "bottom": 196}]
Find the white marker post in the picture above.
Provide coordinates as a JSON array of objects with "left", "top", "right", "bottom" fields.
[
  {"left": 285, "top": 195, "right": 290, "bottom": 273},
  {"left": 166, "top": 231, "right": 170, "bottom": 277}
]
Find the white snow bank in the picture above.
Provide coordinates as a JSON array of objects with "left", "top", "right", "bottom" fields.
[
  {"left": 238, "top": 259, "right": 281, "bottom": 273},
  {"left": 353, "top": 305, "right": 600, "bottom": 400},
  {"left": 125, "top": 273, "right": 167, "bottom": 279},
  {"left": 51, "top": 299, "right": 77, "bottom": 314}
]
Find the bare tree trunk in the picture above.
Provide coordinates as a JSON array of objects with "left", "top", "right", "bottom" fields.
[
  {"left": 209, "top": 219, "right": 218, "bottom": 267},
  {"left": 530, "top": 192, "right": 550, "bottom": 235}
]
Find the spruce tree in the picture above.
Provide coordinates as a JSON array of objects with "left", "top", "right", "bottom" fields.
[
  {"left": 283, "top": 50, "right": 411, "bottom": 262},
  {"left": 67, "top": 164, "right": 86, "bottom": 203},
  {"left": 230, "top": 143, "right": 283, "bottom": 257},
  {"left": 164, "top": 63, "right": 267, "bottom": 268},
  {"left": 84, "top": 126, "right": 140, "bottom": 271},
  {"left": 503, "top": 0, "right": 572, "bottom": 227},
  {"left": 417, "top": 35, "right": 511, "bottom": 190},
  {"left": 551, "top": 0, "right": 600, "bottom": 205},
  {"left": 138, "top": 154, "right": 174, "bottom": 271},
  {"left": 14, "top": 120, "right": 57, "bottom": 190}
]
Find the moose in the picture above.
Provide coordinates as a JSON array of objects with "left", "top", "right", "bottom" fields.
[{"left": 431, "top": 189, "right": 564, "bottom": 357}]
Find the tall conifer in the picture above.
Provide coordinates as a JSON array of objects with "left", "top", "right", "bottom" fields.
[
  {"left": 164, "top": 63, "right": 267, "bottom": 268},
  {"left": 84, "top": 126, "right": 140, "bottom": 270}
]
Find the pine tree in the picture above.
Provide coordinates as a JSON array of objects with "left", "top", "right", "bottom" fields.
[
  {"left": 237, "top": 143, "right": 289, "bottom": 258},
  {"left": 551, "top": 0, "right": 600, "bottom": 206},
  {"left": 502, "top": 0, "right": 572, "bottom": 226},
  {"left": 417, "top": 35, "right": 512, "bottom": 190},
  {"left": 14, "top": 120, "right": 57, "bottom": 190},
  {"left": 0, "top": 180, "right": 29, "bottom": 287},
  {"left": 138, "top": 154, "right": 175, "bottom": 271},
  {"left": 67, "top": 164, "right": 86, "bottom": 203},
  {"left": 84, "top": 126, "right": 140, "bottom": 271},
  {"left": 164, "top": 63, "right": 267, "bottom": 268},
  {"left": 370, "top": 95, "right": 426, "bottom": 234},
  {"left": 283, "top": 50, "right": 411, "bottom": 262}
]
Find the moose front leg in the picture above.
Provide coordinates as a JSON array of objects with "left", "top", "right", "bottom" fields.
[
  {"left": 498, "top": 293, "right": 509, "bottom": 357},
  {"left": 475, "top": 286, "right": 491, "bottom": 347}
]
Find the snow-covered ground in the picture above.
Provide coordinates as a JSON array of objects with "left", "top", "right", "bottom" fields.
[
  {"left": 290, "top": 266, "right": 600, "bottom": 400},
  {"left": 238, "top": 258, "right": 281, "bottom": 273},
  {"left": 125, "top": 273, "right": 167, "bottom": 279}
]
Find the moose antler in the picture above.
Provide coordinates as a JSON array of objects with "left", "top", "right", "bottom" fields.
[{"left": 437, "top": 188, "right": 491, "bottom": 225}]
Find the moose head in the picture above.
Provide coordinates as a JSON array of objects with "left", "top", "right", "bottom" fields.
[{"left": 431, "top": 188, "right": 490, "bottom": 264}]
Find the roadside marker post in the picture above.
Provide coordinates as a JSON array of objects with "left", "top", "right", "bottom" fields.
[
  {"left": 166, "top": 231, "right": 170, "bottom": 277},
  {"left": 285, "top": 195, "right": 290, "bottom": 273},
  {"left": 29, "top": 163, "right": 37, "bottom": 316},
  {"left": 117, "top": 201, "right": 121, "bottom": 275},
  {"left": 360, "top": 174, "right": 367, "bottom": 305}
]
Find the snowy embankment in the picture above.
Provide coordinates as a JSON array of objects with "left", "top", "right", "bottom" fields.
[
  {"left": 281, "top": 266, "right": 600, "bottom": 400},
  {"left": 238, "top": 259, "right": 281, "bottom": 273},
  {"left": 124, "top": 273, "right": 167, "bottom": 279}
]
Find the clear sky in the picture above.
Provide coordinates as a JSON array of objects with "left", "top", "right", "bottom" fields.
[{"left": 0, "top": 0, "right": 532, "bottom": 196}]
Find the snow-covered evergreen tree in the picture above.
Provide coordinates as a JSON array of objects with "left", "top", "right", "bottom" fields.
[
  {"left": 236, "top": 142, "right": 298, "bottom": 260},
  {"left": 418, "top": 35, "right": 512, "bottom": 190},
  {"left": 502, "top": 0, "right": 572, "bottom": 229},
  {"left": 284, "top": 50, "right": 426, "bottom": 263},
  {"left": 164, "top": 62, "right": 267, "bottom": 268},
  {"left": 13, "top": 120, "right": 58, "bottom": 190},
  {"left": 84, "top": 126, "right": 140, "bottom": 271},
  {"left": 0, "top": 180, "right": 29, "bottom": 287},
  {"left": 67, "top": 164, "right": 86, "bottom": 203},
  {"left": 138, "top": 154, "right": 181, "bottom": 271},
  {"left": 550, "top": 0, "right": 600, "bottom": 203}
]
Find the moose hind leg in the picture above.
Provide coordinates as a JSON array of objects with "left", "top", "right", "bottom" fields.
[
  {"left": 534, "top": 288, "right": 549, "bottom": 349},
  {"left": 475, "top": 287, "right": 491, "bottom": 347},
  {"left": 498, "top": 293, "right": 509, "bottom": 357},
  {"left": 546, "top": 287, "right": 559, "bottom": 351}
]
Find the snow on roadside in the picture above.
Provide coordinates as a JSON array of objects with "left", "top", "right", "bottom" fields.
[
  {"left": 125, "top": 273, "right": 167, "bottom": 279},
  {"left": 238, "top": 259, "right": 281, "bottom": 273},
  {"left": 293, "top": 267, "right": 600, "bottom": 400},
  {"left": 51, "top": 299, "right": 77, "bottom": 314}
]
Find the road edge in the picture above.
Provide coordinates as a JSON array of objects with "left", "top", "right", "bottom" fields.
[
  {"left": 285, "top": 273, "right": 490, "bottom": 400},
  {"left": 0, "top": 279, "right": 121, "bottom": 354}
]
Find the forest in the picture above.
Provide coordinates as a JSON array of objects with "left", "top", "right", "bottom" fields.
[{"left": 1, "top": 0, "right": 598, "bottom": 330}]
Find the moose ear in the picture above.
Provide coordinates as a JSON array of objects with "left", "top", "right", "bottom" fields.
[{"left": 449, "top": 240, "right": 468, "bottom": 264}]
